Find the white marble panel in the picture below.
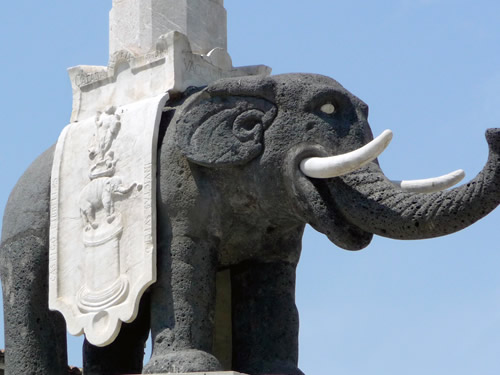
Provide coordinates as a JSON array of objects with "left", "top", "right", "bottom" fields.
[{"left": 49, "top": 94, "right": 168, "bottom": 347}]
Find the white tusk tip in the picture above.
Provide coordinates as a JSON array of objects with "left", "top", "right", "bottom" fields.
[
  {"left": 392, "top": 169, "right": 466, "bottom": 193},
  {"left": 299, "top": 129, "right": 394, "bottom": 179}
]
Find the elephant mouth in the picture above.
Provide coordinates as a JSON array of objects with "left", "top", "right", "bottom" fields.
[
  {"left": 285, "top": 129, "right": 468, "bottom": 250},
  {"left": 284, "top": 143, "right": 373, "bottom": 251}
]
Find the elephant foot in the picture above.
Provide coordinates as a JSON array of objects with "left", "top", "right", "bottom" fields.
[
  {"left": 143, "top": 349, "right": 223, "bottom": 374},
  {"left": 85, "top": 223, "right": 98, "bottom": 231}
]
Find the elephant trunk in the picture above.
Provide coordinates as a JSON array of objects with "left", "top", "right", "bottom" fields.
[{"left": 329, "top": 129, "right": 500, "bottom": 240}]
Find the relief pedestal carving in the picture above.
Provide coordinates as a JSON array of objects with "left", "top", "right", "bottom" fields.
[{"left": 77, "top": 216, "right": 128, "bottom": 314}]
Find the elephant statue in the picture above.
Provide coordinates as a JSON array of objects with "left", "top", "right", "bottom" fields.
[{"left": 1, "top": 73, "right": 499, "bottom": 375}]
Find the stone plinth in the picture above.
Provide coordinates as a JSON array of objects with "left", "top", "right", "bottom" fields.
[
  {"left": 147, "top": 373, "right": 247, "bottom": 375},
  {"left": 110, "top": 0, "right": 227, "bottom": 56},
  {"left": 68, "top": 31, "right": 270, "bottom": 123}
]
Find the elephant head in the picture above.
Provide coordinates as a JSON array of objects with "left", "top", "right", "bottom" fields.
[{"left": 163, "top": 73, "right": 500, "bottom": 254}]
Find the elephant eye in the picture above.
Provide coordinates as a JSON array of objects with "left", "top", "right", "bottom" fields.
[{"left": 320, "top": 103, "right": 335, "bottom": 115}]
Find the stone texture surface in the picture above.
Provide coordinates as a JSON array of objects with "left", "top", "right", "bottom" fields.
[
  {"left": 212, "top": 269, "right": 232, "bottom": 370},
  {"left": 0, "top": 147, "right": 68, "bottom": 375},
  {"left": 110, "top": 0, "right": 227, "bottom": 56},
  {"left": 49, "top": 94, "right": 168, "bottom": 346},
  {"left": 82, "top": 292, "right": 150, "bottom": 374}
]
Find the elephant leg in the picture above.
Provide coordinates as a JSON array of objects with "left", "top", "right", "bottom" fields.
[
  {"left": 0, "top": 146, "right": 68, "bottom": 375},
  {"left": 231, "top": 261, "right": 304, "bottom": 375},
  {"left": 83, "top": 292, "right": 151, "bottom": 375},
  {"left": 143, "top": 234, "right": 222, "bottom": 373},
  {"left": 102, "top": 192, "right": 115, "bottom": 223},
  {"left": 80, "top": 202, "right": 96, "bottom": 230}
]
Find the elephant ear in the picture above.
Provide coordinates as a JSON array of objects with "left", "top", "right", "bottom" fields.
[{"left": 175, "top": 87, "right": 277, "bottom": 167}]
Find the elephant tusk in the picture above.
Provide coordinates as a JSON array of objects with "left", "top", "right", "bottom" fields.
[
  {"left": 300, "top": 129, "right": 393, "bottom": 178},
  {"left": 391, "top": 169, "right": 465, "bottom": 193}
]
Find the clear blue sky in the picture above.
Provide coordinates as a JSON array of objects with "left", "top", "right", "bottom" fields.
[{"left": 1, "top": 1, "right": 500, "bottom": 374}]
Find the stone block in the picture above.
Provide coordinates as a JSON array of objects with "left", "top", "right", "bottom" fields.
[
  {"left": 110, "top": 0, "right": 227, "bottom": 56},
  {"left": 68, "top": 31, "right": 270, "bottom": 123},
  {"left": 146, "top": 373, "right": 247, "bottom": 375}
]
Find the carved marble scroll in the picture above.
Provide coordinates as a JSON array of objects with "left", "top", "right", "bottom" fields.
[{"left": 49, "top": 94, "right": 168, "bottom": 346}]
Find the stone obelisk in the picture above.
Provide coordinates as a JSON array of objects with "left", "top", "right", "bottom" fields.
[
  {"left": 110, "top": 0, "right": 227, "bottom": 56},
  {"left": 49, "top": 0, "right": 270, "bottom": 349}
]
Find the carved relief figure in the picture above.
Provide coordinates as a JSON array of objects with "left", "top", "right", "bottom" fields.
[
  {"left": 79, "top": 176, "right": 138, "bottom": 230},
  {"left": 75, "top": 107, "right": 140, "bottom": 317},
  {"left": 88, "top": 106, "right": 121, "bottom": 179},
  {"left": 80, "top": 105, "right": 140, "bottom": 230},
  {"left": 90, "top": 106, "right": 121, "bottom": 161}
]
